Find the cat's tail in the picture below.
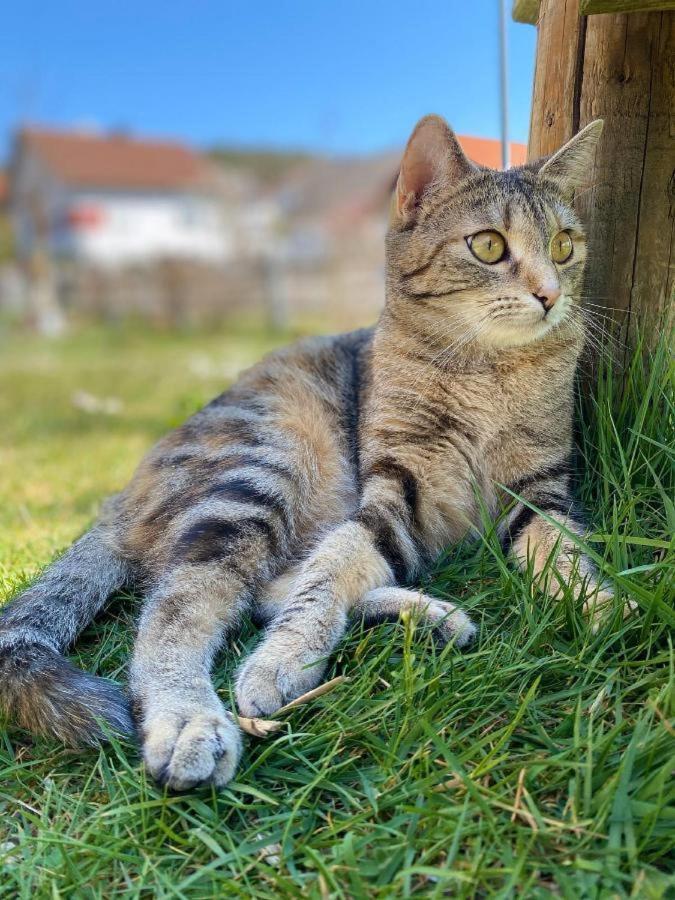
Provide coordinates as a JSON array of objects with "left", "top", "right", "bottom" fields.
[{"left": 0, "top": 526, "right": 135, "bottom": 745}]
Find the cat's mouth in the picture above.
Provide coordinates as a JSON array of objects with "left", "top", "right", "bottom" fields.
[{"left": 478, "top": 294, "right": 572, "bottom": 348}]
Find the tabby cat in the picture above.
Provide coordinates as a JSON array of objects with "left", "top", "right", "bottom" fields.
[{"left": 0, "top": 115, "right": 629, "bottom": 791}]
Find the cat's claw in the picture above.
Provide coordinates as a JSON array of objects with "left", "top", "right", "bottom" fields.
[{"left": 142, "top": 708, "right": 241, "bottom": 791}]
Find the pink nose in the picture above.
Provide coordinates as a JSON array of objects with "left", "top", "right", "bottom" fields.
[{"left": 532, "top": 284, "right": 561, "bottom": 311}]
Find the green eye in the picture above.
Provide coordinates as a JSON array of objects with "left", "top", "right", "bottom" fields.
[
  {"left": 467, "top": 230, "right": 506, "bottom": 264},
  {"left": 550, "top": 230, "right": 573, "bottom": 264}
]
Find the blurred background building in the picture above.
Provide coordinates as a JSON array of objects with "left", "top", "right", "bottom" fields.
[{"left": 11, "top": 128, "right": 228, "bottom": 265}]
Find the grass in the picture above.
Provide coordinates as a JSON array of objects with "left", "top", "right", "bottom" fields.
[{"left": 0, "top": 322, "right": 673, "bottom": 898}]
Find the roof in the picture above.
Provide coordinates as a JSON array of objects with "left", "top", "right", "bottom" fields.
[
  {"left": 458, "top": 135, "right": 528, "bottom": 168},
  {"left": 17, "top": 127, "right": 209, "bottom": 191},
  {"left": 0, "top": 171, "right": 7, "bottom": 206}
]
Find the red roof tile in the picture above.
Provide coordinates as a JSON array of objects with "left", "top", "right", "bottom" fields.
[
  {"left": 18, "top": 127, "right": 208, "bottom": 190},
  {"left": 457, "top": 135, "right": 528, "bottom": 169}
]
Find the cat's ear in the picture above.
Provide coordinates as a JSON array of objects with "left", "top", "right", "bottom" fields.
[
  {"left": 394, "top": 115, "right": 474, "bottom": 224},
  {"left": 538, "top": 120, "right": 604, "bottom": 196}
]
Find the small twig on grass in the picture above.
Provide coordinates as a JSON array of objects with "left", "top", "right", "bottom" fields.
[
  {"left": 276, "top": 675, "right": 350, "bottom": 714},
  {"left": 236, "top": 716, "right": 283, "bottom": 738},
  {"left": 236, "top": 675, "right": 350, "bottom": 738}
]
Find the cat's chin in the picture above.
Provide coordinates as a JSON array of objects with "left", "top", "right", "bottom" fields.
[{"left": 479, "top": 317, "right": 566, "bottom": 350}]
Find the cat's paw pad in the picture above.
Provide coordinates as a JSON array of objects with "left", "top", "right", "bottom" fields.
[
  {"left": 142, "top": 710, "right": 241, "bottom": 791},
  {"left": 421, "top": 600, "right": 477, "bottom": 648},
  {"left": 236, "top": 649, "right": 325, "bottom": 718}
]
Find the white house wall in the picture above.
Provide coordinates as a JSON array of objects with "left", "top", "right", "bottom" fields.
[
  {"left": 59, "top": 190, "right": 232, "bottom": 265},
  {"left": 11, "top": 148, "right": 233, "bottom": 266}
]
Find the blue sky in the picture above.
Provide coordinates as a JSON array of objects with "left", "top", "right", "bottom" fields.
[{"left": 0, "top": 1, "right": 536, "bottom": 161}]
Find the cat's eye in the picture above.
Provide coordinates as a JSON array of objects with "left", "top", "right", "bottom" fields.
[
  {"left": 466, "top": 230, "right": 506, "bottom": 264},
  {"left": 550, "top": 230, "right": 574, "bottom": 264}
]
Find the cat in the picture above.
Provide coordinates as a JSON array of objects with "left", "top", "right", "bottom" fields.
[{"left": 0, "top": 114, "right": 631, "bottom": 791}]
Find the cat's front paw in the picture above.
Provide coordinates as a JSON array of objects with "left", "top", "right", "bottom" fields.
[
  {"left": 236, "top": 646, "right": 326, "bottom": 718},
  {"left": 356, "top": 587, "right": 477, "bottom": 649},
  {"left": 416, "top": 598, "right": 478, "bottom": 648},
  {"left": 582, "top": 585, "right": 638, "bottom": 632},
  {"left": 141, "top": 707, "right": 241, "bottom": 791}
]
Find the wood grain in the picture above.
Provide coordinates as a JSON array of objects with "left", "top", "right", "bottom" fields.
[{"left": 528, "top": 2, "right": 675, "bottom": 341}]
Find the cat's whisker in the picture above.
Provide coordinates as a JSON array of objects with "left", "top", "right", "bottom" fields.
[
  {"left": 577, "top": 301, "right": 627, "bottom": 313},
  {"left": 570, "top": 311, "right": 623, "bottom": 360},
  {"left": 574, "top": 304, "right": 626, "bottom": 334}
]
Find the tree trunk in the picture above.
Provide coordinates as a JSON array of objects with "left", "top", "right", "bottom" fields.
[{"left": 528, "top": 2, "right": 674, "bottom": 343}]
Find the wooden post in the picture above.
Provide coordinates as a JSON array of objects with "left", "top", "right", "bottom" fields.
[{"left": 525, "top": 1, "right": 674, "bottom": 342}]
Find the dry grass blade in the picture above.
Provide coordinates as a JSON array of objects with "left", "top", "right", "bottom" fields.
[
  {"left": 276, "top": 675, "right": 350, "bottom": 714},
  {"left": 432, "top": 776, "right": 465, "bottom": 793},
  {"left": 236, "top": 675, "right": 351, "bottom": 736},
  {"left": 511, "top": 768, "right": 526, "bottom": 822},
  {"left": 236, "top": 716, "right": 283, "bottom": 738}
]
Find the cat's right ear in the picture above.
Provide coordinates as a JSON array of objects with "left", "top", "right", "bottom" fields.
[{"left": 393, "top": 115, "right": 475, "bottom": 225}]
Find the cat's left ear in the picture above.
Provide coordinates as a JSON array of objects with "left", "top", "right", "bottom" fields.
[
  {"left": 394, "top": 115, "right": 475, "bottom": 225},
  {"left": 538, "top": 120, "right": 604, "bottom": 196}
]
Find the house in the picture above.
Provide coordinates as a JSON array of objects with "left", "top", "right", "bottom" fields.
[{"left": 9, "top": 127, "right": 231, "bottom": 266}]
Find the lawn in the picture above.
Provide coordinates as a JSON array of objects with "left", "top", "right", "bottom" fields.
[{"left": 0, "top": 322, "right": 673, "bottom": 898}]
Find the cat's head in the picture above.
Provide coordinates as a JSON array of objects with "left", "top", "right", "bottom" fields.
[{"left": 386, "top": 115, "right": 603, "bottom": 349}]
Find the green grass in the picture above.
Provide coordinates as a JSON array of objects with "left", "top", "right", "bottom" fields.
[{"left": 0, "top": 323, "right": 673, "bottom": 898}]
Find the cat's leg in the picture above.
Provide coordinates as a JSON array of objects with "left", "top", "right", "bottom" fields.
[
  {"left": 130, "top": 563, "right": 251, "bottom": 790},
  {"left": 502, "top": 468, "right": 636, "bottom": 627},
  {"left": 236, "top": 519, "right": 387, "bottom": 717},
  {"left": 236, "top": 460, "right": 445, "bottom": 717},
  {"left": 353, "top": 586, "right": 477, "bottom": 647}
]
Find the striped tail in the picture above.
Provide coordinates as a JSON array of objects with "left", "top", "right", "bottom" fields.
[{"left": 0, "top": 526, "right": 134, "bottom": 745}]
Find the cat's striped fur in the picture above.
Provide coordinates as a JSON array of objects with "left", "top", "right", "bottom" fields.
[{"left": 0, "top": 116, "right": 630, "bottom": 790}]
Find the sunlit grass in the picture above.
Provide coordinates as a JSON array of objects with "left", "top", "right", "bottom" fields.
[{"left": 0, "top": 322, "right": 673, "bottom": 897}]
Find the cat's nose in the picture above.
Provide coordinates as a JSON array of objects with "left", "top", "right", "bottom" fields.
[{"left": 532, "top": 285, "right": 561, "bottom": 312}]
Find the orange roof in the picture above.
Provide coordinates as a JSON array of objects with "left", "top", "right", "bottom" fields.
[
  {"left": 457, "top": 134, "right": 527, "bottom": 169},
  {"left": 17, "top": 127, "right": 208, "bottom": 190}
]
